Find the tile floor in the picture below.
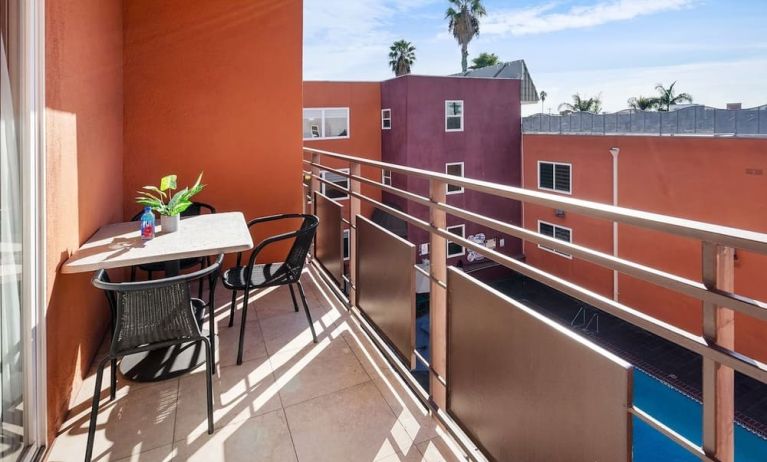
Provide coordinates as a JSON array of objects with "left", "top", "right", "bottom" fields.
[{"left": 46, "top": 268, "right": 465, "bottom": 462}]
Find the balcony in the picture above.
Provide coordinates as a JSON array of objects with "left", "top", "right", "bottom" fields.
[{"left": 46, "top": 268, "right": 462, "bottom": 461}]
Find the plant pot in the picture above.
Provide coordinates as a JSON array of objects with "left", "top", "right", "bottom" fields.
[{"left": 160, "top": 214, "right": 180, "bottom": 233}]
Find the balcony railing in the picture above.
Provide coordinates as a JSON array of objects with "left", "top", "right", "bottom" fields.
[{"left": 302, "top": 146, "right": 767, "bottom": 462}]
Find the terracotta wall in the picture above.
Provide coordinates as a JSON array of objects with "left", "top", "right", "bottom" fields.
[
  {"left": 44, "top": 0, "right": 304, "bottom": 440},
  {"left": 523, "top": 134, "right": 767, "bottom": 361},
  {"left": 45, "top": 0, "right": 124, "bottom": 441},
  {"left": 123, "top": 0, "right": 304, "bottom": 261},
  {"left": 302, "top": 81, "right": 383, "bottom": 220}
]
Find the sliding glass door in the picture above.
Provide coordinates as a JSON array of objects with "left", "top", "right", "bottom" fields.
[{"left": 0, "top": 1, "right": 28, "bottom": 460}]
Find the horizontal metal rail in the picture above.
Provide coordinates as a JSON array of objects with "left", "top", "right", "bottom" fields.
[
  {"left": 305, "top": 147, "right": 767, "bottom": 462},
  {"left": 307, "top": 161, "right": 767, "bottom": 324},
  {"left": 304, "top": 147, "right": 767, "bottom": 254}
]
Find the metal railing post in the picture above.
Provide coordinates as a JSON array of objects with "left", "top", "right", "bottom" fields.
[
  {"left": 349, "top": 162, "right": 361, "bottom": 306},
  {"left": 701, "top": 242, "right": 735, "bottom": 462},
  {"left": 429, "top": 179, "right": 448, "bottom": 408},
  {"left": 311, "top": 152, "right": 320, "bottom": 213}
]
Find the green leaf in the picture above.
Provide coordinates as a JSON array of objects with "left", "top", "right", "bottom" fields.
[
  {"left": 141, "top": 185, "right": 166, "bottom": 199},
  {"left": 165, "top": 187, "right": 188, "bottom": 216},
  {"left": 160, "top": 174, "right": 177, "bottom": 192}
]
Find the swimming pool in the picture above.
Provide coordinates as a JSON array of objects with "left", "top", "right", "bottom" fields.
[{"left": 633, "top": 369, "right": 767, "bottom": 461}]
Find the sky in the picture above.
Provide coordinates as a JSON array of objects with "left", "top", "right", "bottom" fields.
[{"left": 304, "top": 0, "right": 767, "bottom": 115}]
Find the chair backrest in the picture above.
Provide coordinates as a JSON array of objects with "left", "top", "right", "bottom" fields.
[
  {"left": 130, "top": 202, "right": 216, "bottom": 221},
  {"left": 284, "top": 215, "right": 319, "bottom": 282},
  {"left": 92, "top": 254, "right": 223, "bottom": 355}
]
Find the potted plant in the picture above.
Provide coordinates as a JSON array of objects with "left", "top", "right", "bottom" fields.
[{"left": 136, "top": 173, "right": 205, "bottom": 233}]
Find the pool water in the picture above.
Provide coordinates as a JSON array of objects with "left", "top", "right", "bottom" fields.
[{"left": 633, "top": 369, "right": 767, "bottom": 461}]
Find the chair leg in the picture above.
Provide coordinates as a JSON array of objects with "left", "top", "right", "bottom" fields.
[
  {"left": 228, "top": 289, "right": 237, "bottom": 328},
  {"left": 208, "top": 297, "right": 216, "bottom": 372},
  {"left": 236, "top": 288, "right": 252, "bottom": 365},
  {"left": 110, "top": 358, "right": 117, "bottom": 401},
  {"left": 288, "top": 283, "right": 299, "bottom": 312},
  {"left": 198, "top": 260, "right": 205, "bottom": 299},
  {"left": 85, "top": 357, "right": 109, "bottom": 462},
  {"left": 296, "top": 281, "right": 318, "bottom": 343},
  {"left": 201, "top": 338, "right": 214, "bottom": 434}
]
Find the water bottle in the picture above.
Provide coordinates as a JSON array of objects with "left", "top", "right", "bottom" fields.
[{"left": 140, "top": 206, "right": 155, "bottom": 240}]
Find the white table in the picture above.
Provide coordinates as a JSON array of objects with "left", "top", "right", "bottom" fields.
[{"left": 62, "top": 212, "right": 253, "bottom": 381}]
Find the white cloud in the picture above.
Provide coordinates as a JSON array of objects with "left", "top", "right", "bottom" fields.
[
  {"left": 484, "top": 0, "right": 698, "bottom": 37},
  {"left": 303, "top": 0, "right": 438, "bottom": 80}
]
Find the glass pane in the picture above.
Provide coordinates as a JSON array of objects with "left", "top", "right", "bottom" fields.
[
  {"left": 554, "top": 164, "right": 571, "bottom": 192},
  {"left": 302, "top": 109, "right": 322, "bottom": 138},
  {"left": 447, "top": 226, "right": 464, "bottom": 256},
  {"left": 322, "top": 170, "right": 349, "bottom": 199},
  {"left": 446, "top": 116, "right": 462, "bottom": 130},
  {"left": 323, "top": 109, "right": 348, "bottom": 138},
  {"left": 554, "top": 227, "right": 571, "bottom": 242},
  {"left": 539, "top": 163, "right": 554, "bottom": 189},
  {"left": 0, "top": 1, "right": 26, "bottom": 459},
  {"left": 539, "top": 222, "right": 554, "bottom": 237},
  {"left": 446, "top": 101, "right": 462, "bottom": 116},
  {"left": 446, "top": 163, "right": 463, "bottom": 177}
]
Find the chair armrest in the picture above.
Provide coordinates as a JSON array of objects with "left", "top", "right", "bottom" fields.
[{"left": 235, "top": 214, "right": 306, "bottom": 266}]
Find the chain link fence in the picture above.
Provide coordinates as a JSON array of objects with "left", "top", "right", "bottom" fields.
[{"left": 523, "top": 105, "right": 767, "bottom": 136}]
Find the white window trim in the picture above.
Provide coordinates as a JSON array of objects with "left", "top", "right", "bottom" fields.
[
  {"left": 537, "top": 161, "right": 572, "bottom": 195},
  {"left": 537, "top": 220, "right": 573, "bottom": 259},
  {"left": 445, "top": 162, "right": 464, "bottom": 195},
  {"left": 303, "top": 107, "right": 350, "bottom": 141},
  {"left": 381, "top": 169, "right": 392, "bottom": 186},
  {"left": 17, "top": 0, "right": 48, "bottom": 455},
  {"left": 381, "top": 108, "right": 391, "bottom": 130},
  {"left": 343, "top": 229, "right": 350, "bottom": 261},
  {"left": 445, "top": 100, "right": 464, "bottom": 132},
  {"left": 446, "top": 224, "right": 466, "bottom": 258},
  {"left": 320, "top": 168, "right": 350, "bottom": 201}
]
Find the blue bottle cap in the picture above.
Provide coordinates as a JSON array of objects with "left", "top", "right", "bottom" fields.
[{"left": 144, "top": 206, "right": 151, "bottom": 213}]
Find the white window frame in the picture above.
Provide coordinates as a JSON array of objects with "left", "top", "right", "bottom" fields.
[
  {"left": 382, "top": 169, "right": 392, "bottom": 186},
  {"left": 537, "top": 161, "right": 572, "bottom": 195},
  {"left": 537, "top": 220, "right": 573, "bottom": 259},
  {"left": 320, "top": 168, "right": 350, "bottom": 201},
  {"left": 445, "top": 100, "right": 464, "bottom": 132},
  {"left": 343, "top": 229, "right": 350, "bottom": 261},
  {"left": 445, "top": 162, "right": 464, "bottom": 195},
  {"left": 303, "top": 107, "right": 350, "bottom": 140},
  {"left": 381, "top": 108, "right": 391, "bottom": 130},
  {"left": 446, "top": 224, "right": 466, "bottom": 258}
]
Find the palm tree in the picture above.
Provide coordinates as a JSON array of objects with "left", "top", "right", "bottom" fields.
[
  {"left": 539, "top": 90, "right": 547, "bottom": 114},
  {"left": 558, "top": 93, "right": 602, "bottom": 114},
  {"left": 446, "top": 0, "right": 487, "bottom": 73},
  {"left": 469, "top": 52, "right": 499, "bottom": 70},
  {"left": 627, "top": 96, "right": 659, "bottom": 111},
  {"left": 388, "top": 40, "right": 416, "bottom": 77},
  {"left": 654, "top": 81, "right": 692, "bottom": 111}
]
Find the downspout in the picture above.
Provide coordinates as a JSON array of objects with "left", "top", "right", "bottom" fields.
[{"left": 610, "top": 147, "right": 620, "bottom": 301}]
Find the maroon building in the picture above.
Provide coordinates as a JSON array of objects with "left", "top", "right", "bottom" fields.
[{"left": 380, "top": 75, "right": 524, "bottom": 269}]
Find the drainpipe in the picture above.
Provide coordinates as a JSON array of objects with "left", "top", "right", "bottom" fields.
[{"left": 610, "top": 147, "right": 621, "bottom": 301}]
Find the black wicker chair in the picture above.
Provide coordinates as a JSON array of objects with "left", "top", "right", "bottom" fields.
[
  {"left": 222, "top": 214, "right": 319, "bottom": 365},
  {"left": 85, "top": 253, "right": 224, "bottom": 462},
  {"left": 130, "top": 202, "right": 216, "bottom": 297}
]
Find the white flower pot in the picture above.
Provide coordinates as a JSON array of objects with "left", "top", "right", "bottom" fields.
[{"left": 161, "top": 214, "right": 180, "bottom": 233}]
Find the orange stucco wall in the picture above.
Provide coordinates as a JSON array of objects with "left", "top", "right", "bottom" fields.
[
  {"left": 123, "top": 0, "right": 304, "bottom": 261},
  {"left": 45, "top": 0, "right": 124, "bottom": 441},
  {"left": 523, "top": 134, "right": 767, "bottom": 361},
  {"left": 302, "top": 81, "right": 383, "bottom": 220},
  {"left": 44, "top": 0, "right": 304, "bottom": 441}
]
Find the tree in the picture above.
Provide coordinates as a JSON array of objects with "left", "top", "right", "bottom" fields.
[
  {"left": 469, "top": 52, "right": 499, "bottom": 69},
  {"left": 654, "top": 81, "right": 692, "bottom": 111},
  {"left": 627, "top": 96, "right": 659, "bottom": 111},
  {"left": 558, "top": 93, "right": 602, "bottom": 114},
  {"left": 446, "top": 0, "right": 487, "bottom": 73},
  {"left": 539, "top": 90, "right": 547, "bottom": 114},
  {"left": 388, "top": 40, "right": 416, "bottom": 77}
]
